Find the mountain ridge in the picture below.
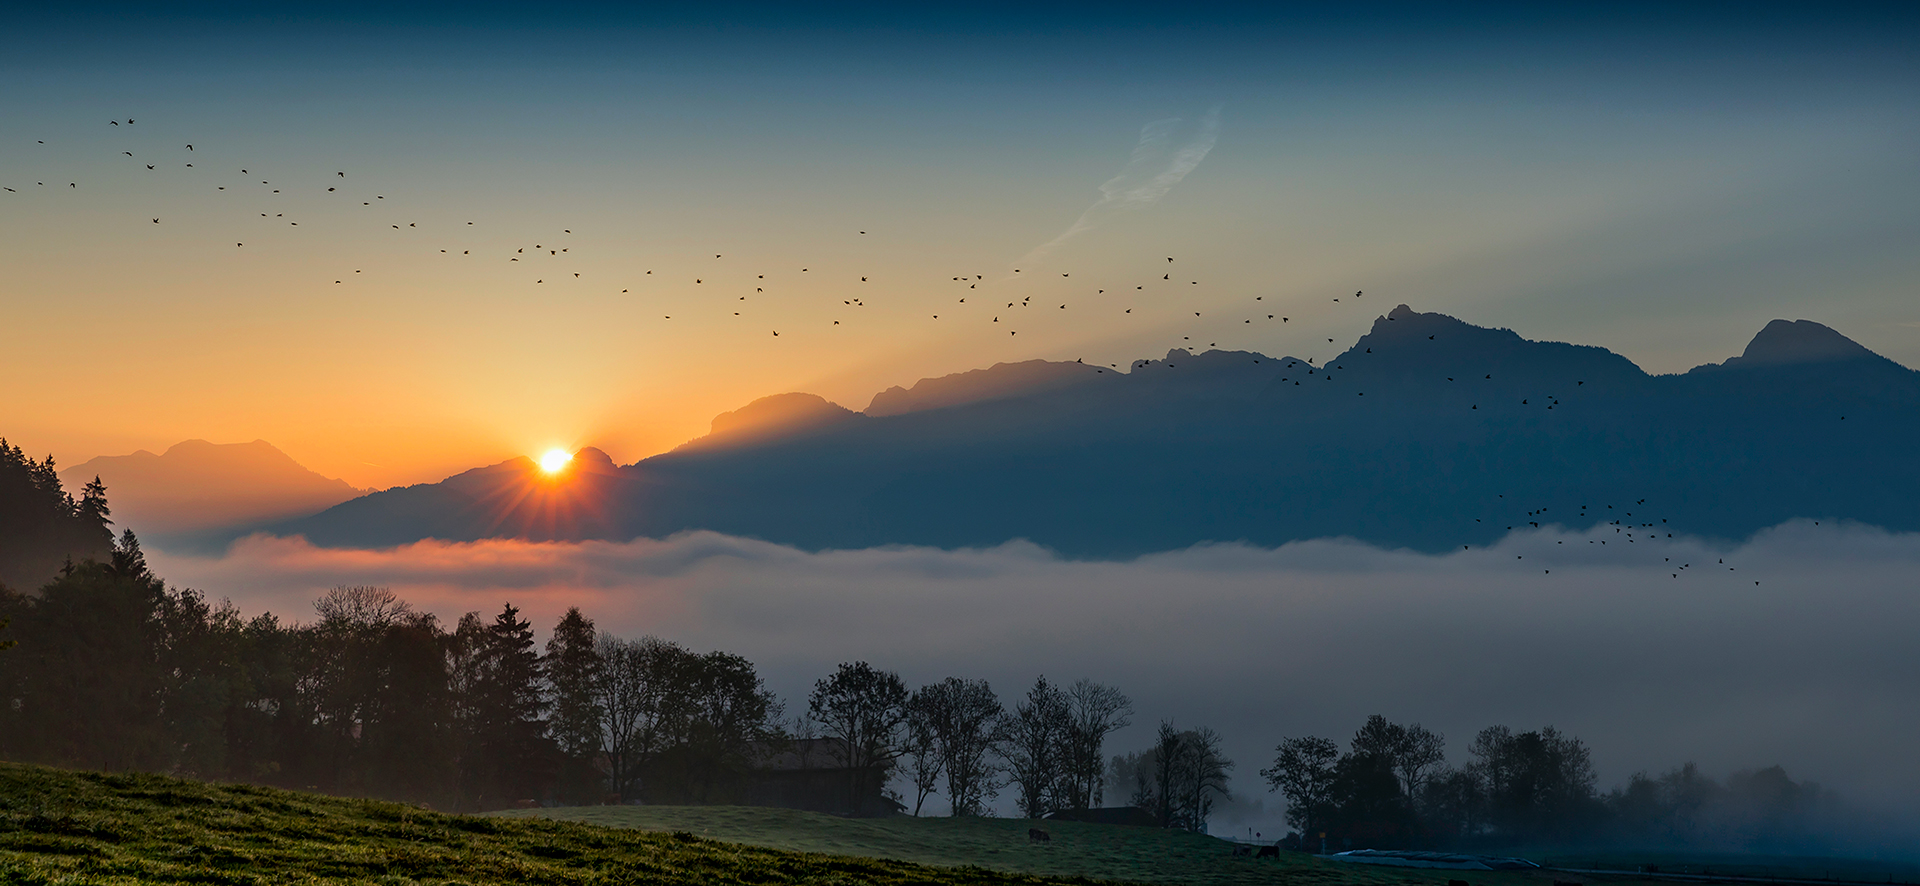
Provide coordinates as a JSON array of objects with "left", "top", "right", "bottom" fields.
[
  {"left": 273, "top": 306, "right": 1920, "bottom": 556},
  {"left": 63, "top": 439, "right": 363, "bottom": 549}
]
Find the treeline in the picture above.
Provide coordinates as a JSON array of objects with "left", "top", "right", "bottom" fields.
[
  {"left": 1264, "top": 715, "right": 1831, "bottom": 852},
  {"left": 0, "top": 440, "right": 113, "bottom": 593},
  {"left": 0, "top": 528, "right": 1214, "bottom": 819}
]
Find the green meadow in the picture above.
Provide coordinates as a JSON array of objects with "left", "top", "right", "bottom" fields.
[
  {"left": 0, "top": 762, "right": 1094, "bottom": 885},
  {"left": 503, "top": 804, "right": 1558, "bottom": 886}
]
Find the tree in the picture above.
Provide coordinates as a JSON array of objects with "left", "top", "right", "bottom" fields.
[
  {"left": 808, "top": 661, "right": 909, "bottom": 814},
  {"left": 1060, "top": 679, "right": 1131, "bottom": 811},
  {"left": 1263, "top": 736, "right": 1340, "bottom": 845},
  {"left": 0, "top": 545, "right": 173, "bottom": 771},
  {"left": 595, "top": 635, "right": 658, "bottom": 802},
  {"left": 1420, "top": 766, "right": 1484, "bottom": 841},
  {"left": 1468, "top": 725, "right": 1596, "bottom": 840},
  {"left": 453, "top": 603, "right": 551, "bottom": 808},
  {"left": 545, "top": 608, "right": 603, "bottom": 803},
  {"left": 1001, "top": 676, "right": 1070, "bottom": 818},
  {"left": 78, "top": 476, "right": 111, "bottom": 529},
  {"left": 1395, "top": 724, "right": 1446, "bottom": 800},
  {"left": 909, "top": 677, "right": 1007, "bottom": 817},
  {"left": 654, "top": 649, "right": 781, "bottom": 804},
  {"left": 1151, "top": 722, "right": 1184, "bottom": 828},
  {"left": 1169, "top": 725, "right": 1232, "bottom": 832},
  {"left": 902, "top": 693, "right": 943, "bottom": 816},
  {"left": 0, "top": 441, "right": 113, "bottom": 592},
  {"left": 929, "top": 678, "right": 1007, "bottom": 817}
]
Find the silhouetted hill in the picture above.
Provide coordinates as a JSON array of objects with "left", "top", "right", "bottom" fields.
[
  {"left": 279, "top": 306, "right": 1920, "bottom": 556},
  {"left": 865, "top": 359, "right": 1108, "bottom": 416},
  {"left": 63, "top": 439, "right": 362, "bottom": 551},
  {"left": 267, "top": 446, "right": 650, "bottom": 544}
]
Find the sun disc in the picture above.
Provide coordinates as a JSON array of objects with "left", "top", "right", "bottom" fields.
[{"left": 539, "top": 449, "right": 573, "bottom": 473}]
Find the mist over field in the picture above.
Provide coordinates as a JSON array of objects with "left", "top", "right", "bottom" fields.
[{"left": 147, "top": 520, "right": 1920, "bottom": 842}]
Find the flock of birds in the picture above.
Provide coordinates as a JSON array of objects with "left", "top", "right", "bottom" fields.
[
  {"left": 3, "top": 117, "right": 1762, "bottom": 585},
  {"left": 4, "top": 118, "right": 1372, "bottom": 359}
]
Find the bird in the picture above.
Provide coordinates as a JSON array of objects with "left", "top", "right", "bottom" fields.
[
  {"left": 186, "top": 145, "right": 192, "bottom": 150},
  {"left": 151, "top": 218, "right": 158, "bottom": 223}
]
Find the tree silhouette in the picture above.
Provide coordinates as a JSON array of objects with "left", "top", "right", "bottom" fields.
[
  {"left": 808, "top": 661, "right": 908, "bottom": 814},
  {"left": 545, "top": 608, "right": 602, "bottom": 803},
  {"left": 1002, "top": 676, "right": 1070, "bottom": 819}
]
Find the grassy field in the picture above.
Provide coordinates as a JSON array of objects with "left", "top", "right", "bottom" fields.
[
  {"left": 0, "top": 761, "right": 1112, "bottom": 884},
  {"left": 503, "top": 804, "right": 1567, "bottom": 886}
]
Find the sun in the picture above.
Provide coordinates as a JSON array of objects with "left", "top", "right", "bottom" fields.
[{"left": 538, "top": 449, "right": 574, "bottom": 473}]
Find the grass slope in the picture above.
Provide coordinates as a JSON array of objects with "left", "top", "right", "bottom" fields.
[
  {"left": 0, "top": 762, "right": 1107, "bottom": 885},
  {"left": 504, "top": 805, "right": 1560, "bottom": 886}
]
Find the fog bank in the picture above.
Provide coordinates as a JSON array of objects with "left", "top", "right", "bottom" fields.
[{"left": 148, "top": 521, "right": 1920, "bottom": 837}]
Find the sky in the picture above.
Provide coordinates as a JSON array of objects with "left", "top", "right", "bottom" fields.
[{"left": 4, "top": 5, "right": 1918, "bottom": 489}]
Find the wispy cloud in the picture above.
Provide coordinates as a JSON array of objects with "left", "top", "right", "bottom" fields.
[
  {"left": 146, "top": 520, "right": 1920, "bottom": 838},
  {"left": 1019, "top": 105, "right": 1223, "bottom": 266}
]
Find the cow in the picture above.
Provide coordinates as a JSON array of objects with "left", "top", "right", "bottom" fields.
[
  {"left": 1256, "top": 845, "right": 1279, "bottom": 858},
  {"left": 511, "top": 799, "right": 540, "bottom": 810},
  {"left": 1449, "top": 879, "right": 1470, "bottom": 886},
  {"left": 1027, "top": 828, "right": 1050, "bottom": 843}
]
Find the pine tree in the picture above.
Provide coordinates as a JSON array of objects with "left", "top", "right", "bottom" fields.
[{"left": 545, "top": 607, "right": 603, "bottom": 803}]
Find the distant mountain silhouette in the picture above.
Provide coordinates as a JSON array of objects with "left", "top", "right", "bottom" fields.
[
  {"left": 64, "top": 440, "right": 363, "bottom": 550},
  {"left": 279, "top": 306, "right": 1920, "bottom": 556},
  {"left": 865, "top": 359, "right": 1107, "bottom": 416}
]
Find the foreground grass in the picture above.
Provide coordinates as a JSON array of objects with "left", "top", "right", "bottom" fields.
[
  {"left": 503, "top": 805, "right": 1566, "bottom": 886},
  {"left": 0, "top": 762, "right": 1112, "bottom": 885}
]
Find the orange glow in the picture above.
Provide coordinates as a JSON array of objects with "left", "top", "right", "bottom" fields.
[{"left": 539, "top": 449, "right": 574, "bottom": 473}]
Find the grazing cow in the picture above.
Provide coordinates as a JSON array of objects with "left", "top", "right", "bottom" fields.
[
  {"left": 1232, "top": 845, "right": 1252, "bottom": 857},
  {"left": 1027, "top": 828, "right": 1050, "bottom": 843},
  {"left": 1449, "top": 880, "right": 1470, "bottom": 886},
  {"left": 1553, "top": 881, "right": 1583, "bottom": 886},
  {"left": 1256, "top": 845, "right": 1279, "bottom": 858}
]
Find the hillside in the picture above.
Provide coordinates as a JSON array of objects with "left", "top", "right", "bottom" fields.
[
  {"left": 501, "top": 804, "right": 1555, "bottom": 886},
  {"left": 0, "top": 762, "right": 1105, "bottom": 885},
  {"left": 278, "top": 305, "right": 1920, "bottom": 556}
]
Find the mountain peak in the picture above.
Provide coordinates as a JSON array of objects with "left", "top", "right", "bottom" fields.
[
  {"left": 60, "top": 438, "right": 362, "bottom": 541},
  {"left": 1739, "top": 319, "right": 1875, "bottom": 366},
  {"left": 1691, "top": 319, "right": 1878, "bottom": 373},
  {"left": 865, "top": 359, "right": 1105, "bottom": 417},
  {"left": 679, "top": 393, "right": 861, "bottom": 451}
]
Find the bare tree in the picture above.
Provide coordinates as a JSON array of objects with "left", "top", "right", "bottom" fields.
[
  {"left": 1349, "top": 714, "right": 1447, "bottom": 801},
  {"left": 903, "top": 694, "right": 942, "bottom": 816},
  {"left": 915, "top": 677, "right": 1007, "bottom": 817},
  {"left": 1395, "top": 724, "right": 1446, "bottom": 800},
  {"left": 1175, "top": 725, "right": 1232, "bottom": 832},
  {"left": 1152, "top": 722, "right": 1185, "bottom": 828},
  {"left": 315, "top": 585, "right": 412, "bottom": 630},
  {"left": 1061, "top": 679, "right": 1132, "bottom": 811},
  {"left": 1001, "top": 676, "right": 1070, "bottom": 818},
  {"left": 595, "top": 635, "right": 685, "bottom": 802}
]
